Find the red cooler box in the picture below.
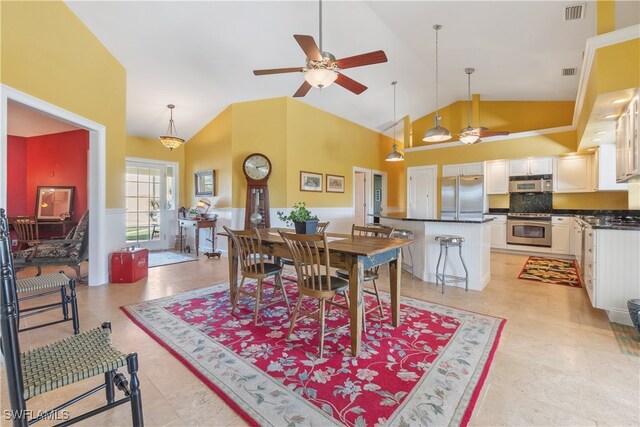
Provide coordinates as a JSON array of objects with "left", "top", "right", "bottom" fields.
[{"left": 111, "top": 248, "right": 148, "bottom": 283}]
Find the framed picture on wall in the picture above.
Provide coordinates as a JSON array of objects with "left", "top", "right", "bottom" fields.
[
  {"left": 36, "top": 186, "right": 75, "bottom": 220},
  {"left": 195, "top": 170, "right": 215, "bottom": 196},
  {"left": 300, "top": 171, "right": 322, "bottom": 192},
  {"left": 326, "top": 174, "right": 345, "bottom": 193}
]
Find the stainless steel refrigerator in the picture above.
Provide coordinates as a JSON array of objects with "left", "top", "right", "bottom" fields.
[{"left": 441, "top": 175, "right": 484, "bottom": 220}]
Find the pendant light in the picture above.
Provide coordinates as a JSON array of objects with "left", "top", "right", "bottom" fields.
[
  {"left": 159, "top": 104, "right": 185, "bottom": 150},
  {"left": 385, "top": 81, "right": 404, "bottom": 162},
  {"left": 459, "top": 68, "right": 481, "bottom": 145},
  {"left": 423, "top": 25, "right": 451, "bottom": 143}
]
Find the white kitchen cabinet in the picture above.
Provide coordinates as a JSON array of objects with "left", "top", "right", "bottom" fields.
[
  {"left": 484, "top": 160, "right": 509, "bottom": 194},
  {"left": 442, "top": 162, "right": 484, "bottom": 177},
  {"left": 551, "top": 216, "right": 570, "bottom": 254},
  {"left": 615, "top": 91, "right": 639, "bottom": 182},
  {"left": 570, "top": 217, "right": 584, "bottom": 264},
  {"left": 593, "top": 144, "right": 628, "bottom": 191},
  {"left": 583, "top": 224, "right": 595, "bottom": 305},
  {"left": 485, "top": 214, "right": 506, "bottom": 249},
  {"left": 553, "top": 155, "right": 592, "bottom": 193},
  {"left": 509, "top": 157, "right": 552, "bottom": 176}
]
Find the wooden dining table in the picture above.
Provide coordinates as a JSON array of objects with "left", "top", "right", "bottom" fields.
[{"left": 223, "top": 228, "right": 413, "bottom": 356}]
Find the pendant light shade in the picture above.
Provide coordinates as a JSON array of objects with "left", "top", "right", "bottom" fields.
[
  {"left": 423, "top": 25, "right": 451, "bottom": 143},
  {"left": 159, "top": 104, "right": 185, "bottom": 150},
  {"left": 459, "top": 68, "right": 481, "bottom": 145},
  {"left": 385, "top": 81, "right": 404, "bottom": 162}
]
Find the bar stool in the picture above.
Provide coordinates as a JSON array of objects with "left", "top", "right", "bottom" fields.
[
  {"left": 391, "top": 228, "right": 415, "bottom": 276},
  {"left": 434, "top": 235, "right": 469, "bottom": 293}
]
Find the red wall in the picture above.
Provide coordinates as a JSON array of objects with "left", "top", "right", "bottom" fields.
[
  {"left": 7, "top": 135, "right": 28, "bottom": 215},
  {"left": 7, "top": 130, "right": 89, "bottom": 223}
]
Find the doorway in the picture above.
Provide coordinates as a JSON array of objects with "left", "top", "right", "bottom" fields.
[
  {"left": 1, "top": 85, "right": 108, "bottom": 285},
  {"left": 125, "top": 159, "right": 177, "bottom": 250},
  {"left": 407, "top": 166, "right": 437, "bottom": 218}
]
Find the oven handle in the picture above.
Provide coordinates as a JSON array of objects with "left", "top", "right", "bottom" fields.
[{"left": 507, "top": 220, "right": 551, "bottom": 226}]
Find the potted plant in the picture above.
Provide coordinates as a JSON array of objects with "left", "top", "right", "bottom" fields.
[{"left": 277, "top": 202, "right": 319, "bottom": 234}]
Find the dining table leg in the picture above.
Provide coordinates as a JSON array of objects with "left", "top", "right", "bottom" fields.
[
  {"left": 389, "top": 248, "right": 402, "bottom": 327},
  {"left": 348, "top": 257, "right": 365, "bottom": 356},
  {"left": 226, "top": 237, "right": 239, "bottom": 302}
]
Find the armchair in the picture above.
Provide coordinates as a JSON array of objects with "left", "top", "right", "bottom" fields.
[{"left": 13, "top": 211, "right": 89, "bottom": 283}]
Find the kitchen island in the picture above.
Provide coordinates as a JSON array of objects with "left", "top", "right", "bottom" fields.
[{"left": 373, "top": 213, "right": 493, "bottom": 291}]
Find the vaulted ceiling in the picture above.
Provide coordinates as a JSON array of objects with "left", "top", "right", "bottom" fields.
[{"left": 18, "top": 1, "right": 638, "bottom": 139}]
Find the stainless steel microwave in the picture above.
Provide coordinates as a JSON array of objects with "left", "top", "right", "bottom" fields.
[{"left": 509, "top": 178, "right": 553, "bottom": 193}]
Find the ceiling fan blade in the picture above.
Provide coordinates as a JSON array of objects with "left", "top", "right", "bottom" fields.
[
  {"left": 253, "top": 67, "right": 304, "bottom": 76},
  {"left": 335, "top": 73, "right": 367, "bottom": 95},
  {"left": 336, "top": 50, "right": 388, "bottom": 70},
  {"left": 293, "top": 35, "right": 322, "bottom": 61},
  {"left": 293, "top": 81, "right": 312, "bottom": 98},
  {"left": 479, "top": 130, "right": 510, "bottom": 137}
]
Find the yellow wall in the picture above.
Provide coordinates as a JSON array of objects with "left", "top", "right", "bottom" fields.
[
  {"left": 1, "top": 1, "right": 126, "bottom": 209},
  {"left": 412, "top": 101, "right": 574, "bottom": 148},
  {"left": 125, "top": 135, "right": 186, "bottom": 206},
  {"left": 185, "top": 106, "right": 233, "bottom": 209},
  {"left": 597, "top": 0, "right": 616, "bottom": 35}
]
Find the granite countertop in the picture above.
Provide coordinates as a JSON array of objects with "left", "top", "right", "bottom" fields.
[{"left": 372, "top": 213, "right": 492, "bottom": 224}]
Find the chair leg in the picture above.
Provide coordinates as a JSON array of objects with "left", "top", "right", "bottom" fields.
[
  {"left": 231, "top": 276, "right": 246, "bottom": 315},
  {"left": 126, "top": 353, "right": 144, "bottom": 427},
  {"left": 253, "top": 279, "right": 264, "bottom": 325},
  {"left": 435, "top": 244, "right": 443, "bottom": 288},
  {"left": 68, "top": 279, "right": 80, "bottom": 334},
  {"left": 60, "top": 285, "right": 69, "bottom": 320},
  {"left": 442, "top": 246, "right": 449, "bottom": 294},
  {"left": 277, "top": 274, "right": 291, "bottom": 314},
  {"left": 318, "top": 298, "right": 326, "bottom": 358},
  {"left": 287, "top": 296, "right": 303, "bottom": 340},
  {"left": 71, "top": 264, "right": 83, "bottom": 284},
  {"left": 371, "top": 279, "right": 385, "bottom": 318},
  {"left": 105, "top": 371, "right": 115, "bottom": 404}
]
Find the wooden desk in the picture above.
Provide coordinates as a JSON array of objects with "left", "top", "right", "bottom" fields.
[
  {"left": 223, "top": 228, "right": 413, "bottom": 356},
  {"left": 179, "top": 219, "right": 218, "bottom": 257}
]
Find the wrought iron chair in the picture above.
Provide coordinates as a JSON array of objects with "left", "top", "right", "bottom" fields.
[
  {"left": 13, "top": 211, "right": 89, "bottom": 283},
  {"left": 279, "top": 221, "right": 330, "bottom": 268},
  {"left": 335, "top": 225, "right": 394, "bottom": 327},
  {"left": 278, "top": 231, "right": 350, "bottom": 357},
  {"left": 1, "top": 208, "right": 144, "bottom": 427},
  {"left": 224, "top": 226, "right": 291, "bottom": 325}
]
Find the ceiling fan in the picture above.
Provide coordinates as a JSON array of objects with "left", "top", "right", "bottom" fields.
[
  {"left": 458, "top": 68, "right": 510, "bottom": 144},
  {"left": 253, "top": 1, "right": 388, "bottom": 97}
]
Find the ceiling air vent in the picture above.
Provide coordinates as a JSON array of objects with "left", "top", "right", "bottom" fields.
[
  {"left": 562, "top": 67, "right": 577, "bottom": 76},
  {"left": 564, "top": 4, "right": 585, "bottom": 21}
]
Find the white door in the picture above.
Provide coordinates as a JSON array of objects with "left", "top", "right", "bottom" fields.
[
  {"left": 408, "top": 166, "right": 436, "bottom": 218},
  {"left": 354, "top": 171, "right": 366, "bottom": 226},
  {"left": 125, "top": 161, "right": 176, "bottom": 250}
]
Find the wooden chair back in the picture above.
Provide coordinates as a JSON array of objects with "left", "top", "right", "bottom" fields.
[
  {"left": 351, "top": 224, "right": 394, "bottom": 238},
  {"left": 316, "top": 221, "right": 330, "bottom": 234},
  {"left": 223, "top": 226, "right": 269, "bottom": 276},
  {"left": 278, "top": 231, "right": 334, "bottom": 293},
  {"left": 9, "top": 216, "right": 39, "bottom": 248}
]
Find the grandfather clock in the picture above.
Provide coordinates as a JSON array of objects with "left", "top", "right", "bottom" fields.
[{"left": 243, "top": 153, "right": 272, "bottom": 229}]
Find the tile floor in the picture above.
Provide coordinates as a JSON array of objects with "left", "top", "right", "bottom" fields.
[{"left": 2, "top": 252, "right": 639, "bottom": 426}]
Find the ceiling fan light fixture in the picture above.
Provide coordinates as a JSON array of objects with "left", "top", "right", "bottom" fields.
[
  {"left": 423, "top": 24, "right": 451, "bottom": 143},
  {"left": 159, "top": 104, "right": 185, "bottom": 150},
  {"left": 459, "top": 127, "right": 481, "bottom": 145},
  {"left": 304, "top": 68, "right": 338, "bottom": 88}
]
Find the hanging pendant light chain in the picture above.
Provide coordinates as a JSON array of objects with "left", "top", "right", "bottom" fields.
[
  {"left": 435, "top": 25, "right": 439, "bottom": 115},
  {"left": 467, "top": 70, "right": 472, "bottom": 127}
]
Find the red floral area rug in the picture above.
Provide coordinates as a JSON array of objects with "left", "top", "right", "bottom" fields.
[
  {"left": 121, "top": 278, "right": 505, "bottom": 426},
  {"left": 518, "top": 256, "right": 582, "bottom": 288}
]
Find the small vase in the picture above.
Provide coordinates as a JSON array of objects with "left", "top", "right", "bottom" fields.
[
  {"left": 294, "top": 220, "right": 318, "bottom": 234},
  {"left": 627, "top": 299, "right": 640, "bottom": 337}
]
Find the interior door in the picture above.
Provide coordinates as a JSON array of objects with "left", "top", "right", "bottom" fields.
[
  {"left": 408, "top": 167, "right": 436, "bottom": 219},
  {"left": 354, "top": 171, "right": 366, "bottom": 226},
  {"left": 125, "top": 161, "right": 176, "bottom": 250}
]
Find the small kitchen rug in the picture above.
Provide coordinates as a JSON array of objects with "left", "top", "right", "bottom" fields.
[
  {"left": 610, "top": 323, "right": 640, "bottom": 357},
  {"left": 148, "top": 251, "right": 197, "bottom": 268},
  {"left": 517, "top": 256, "right": 582, "bottom": 288}
]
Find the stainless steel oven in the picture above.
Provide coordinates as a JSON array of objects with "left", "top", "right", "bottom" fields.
[{"left": 506, "top": 213, "right": 552, "bottom": 247}]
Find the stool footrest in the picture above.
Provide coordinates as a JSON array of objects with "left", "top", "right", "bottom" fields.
[{"left": 436, "top": 273, "right": 468, "bottom": 284}]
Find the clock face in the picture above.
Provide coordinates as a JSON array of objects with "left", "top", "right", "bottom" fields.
[{"left": 243, "top": 153, "right": 271, "bottom": 181}]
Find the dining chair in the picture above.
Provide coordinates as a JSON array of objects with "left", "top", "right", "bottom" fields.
[
  {"left": 335, "top": 224, "right": 394, "bottom": 327},
  {"left": 279, "top": 221, "right": 330, "bottom": 268},
  {"left": 1, "top": 209, "right": 144, "bottom": 427},
  {"left": 8, "top": 216, "right": 40, "bottom": 251},
  {"left": 223, "top": 226, "right": 290, "bottom": 325},
  {"left": 278, "top": 231, "right": 350, "bottom": 357}
]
